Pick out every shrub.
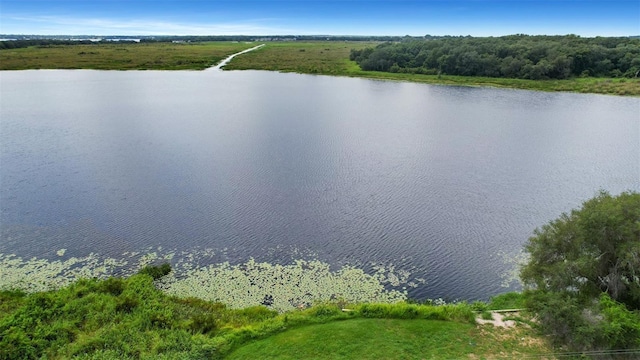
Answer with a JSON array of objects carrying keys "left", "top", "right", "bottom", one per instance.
[
  {"left": 599, "top": 293, "right": 640, "bottom": 349},
  {"left": 188, "top": 313, "right": 218, "bottom": 334},
  {"left": 487, "top": 292, "right": 525, "bottom": 310},
  {"left": 138, "top": 263, "right": 172, "bottom": 280},
  {"left": 471, "top": 300, "right": 488, "bottom": 312},
  {"left": 524, "top": 291, "right": 593, "bottom": 349},
  {"left": 234, "top": 306, "right": 278, "bottom": 323},
  {"left": 0, "top": 290, "right": 26, "bottom": 321},
  {"left": 390, "top": 303, "right": 420, "bottom": 318},
  {"left": 308, "top": 303, "right": 342, "bottom": 317},
  {"left": 523, "top": 290, "right": 640, "bottom": 352},
  {"left": 148, "top": 309, "right": 174, "bottom": 329},
  {"left": 0, "top": 329, "right": 38, "bottom": 360},
  {"left": 357, "top": 303, "right": 393, "bottom": 318},
  {"left": 355, "top": 302, "right": 475, "bottom": 323},
  {"left": 98, "top": 278, "right": 125, "bottom": 297},
  {"left": 115, "top": 295, "right": 138, "bottom": 313}
]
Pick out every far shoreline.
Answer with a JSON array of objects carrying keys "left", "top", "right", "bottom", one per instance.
[
  {"left": 260, "top": 67, "right": 640, "bottom": 97},
  {"left": 221, "top": 42, "right": 640, "bottom": 97},
  {"left": 1, "top": 41, "right": 638, "bottom": 96}
]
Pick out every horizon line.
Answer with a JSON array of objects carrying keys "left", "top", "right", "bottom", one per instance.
[{"left": 2, "top": 33, "right": 639, "bottom": 38}]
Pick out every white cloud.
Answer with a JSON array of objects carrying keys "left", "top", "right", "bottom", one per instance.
[{"left": 1, "top": 15, "right": 295, "bottom": 35}]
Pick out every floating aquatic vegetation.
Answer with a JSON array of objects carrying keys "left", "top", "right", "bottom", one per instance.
[
  {"left": 371, "top": 262, "right": 414, "bottom": 287},
  {"left": 0, "top": 250, "right": 408, "bottom": 312},
  {"left": 158, "top": 258, "right": 407, "bottom": 313},
  {"left": 0, "top": 252, "right": 128, "bottom": 293},
  {"left": 498, "top": 250, "right": 528, "bottom": 288}
]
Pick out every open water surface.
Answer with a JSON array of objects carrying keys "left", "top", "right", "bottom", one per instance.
[{"left": 1, "top": 69, "right": 638, "bottom": 300}]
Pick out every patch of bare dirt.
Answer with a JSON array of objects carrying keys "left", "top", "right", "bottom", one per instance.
[{"left": 476, "top": 311, "right": 518, "bottom": 328}]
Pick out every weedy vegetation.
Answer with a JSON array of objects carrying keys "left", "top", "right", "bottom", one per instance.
[
  {"left": 0, "top": 266, "right": 554, "bottom": 359},
  {"left": 0, "top": 42, "right": 256, "bottom": 70}
]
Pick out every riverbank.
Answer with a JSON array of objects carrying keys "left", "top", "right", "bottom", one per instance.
[
  {"left": 223, "top": 42, "right": 640, "bottom": 96},
  {"left": 0, "top": 41, "right": 256, "bottom": 70},
  {"left": 0, "top": 268, "right": 553, "bottom": 359},
  {"left": 2, "top": 41, "right": 638, "bottom": 95}
]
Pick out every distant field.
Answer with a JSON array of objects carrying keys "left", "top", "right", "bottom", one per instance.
[
  {"left": 224, "top": 42, "right": 640, "bottom": 96},
  {"left": 0, "top": 42, "right": 255, "bottom": 70},
  {"left": 1, "top": 40, "right": 638, "bottom": 95},
  {"left": 222, "top": 41, "right": 377, "bottom": 75}
]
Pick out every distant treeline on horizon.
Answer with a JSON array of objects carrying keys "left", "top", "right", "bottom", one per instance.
[
  {"left": 1, "top": 33, "right": 638, "bottom": 44},
  {"left": 0, "top": 34, "right": 405, "bottom": 48}
]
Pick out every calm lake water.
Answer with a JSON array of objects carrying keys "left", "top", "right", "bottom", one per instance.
[{"left": 1, "top": 69, "right": 638, "bottom": 301}]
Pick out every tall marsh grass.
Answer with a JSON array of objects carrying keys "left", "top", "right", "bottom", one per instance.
[{"left": 356, "top": 302, "right": 476, "bottom": 323}]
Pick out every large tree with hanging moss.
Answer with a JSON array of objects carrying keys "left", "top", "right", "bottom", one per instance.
[{"left": 520, "top": 190, "right": 640, "bottom": 351}]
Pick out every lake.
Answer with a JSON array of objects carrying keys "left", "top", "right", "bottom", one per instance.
[{"left": 1, "top": 69, "right": 638, "bottom": 301}]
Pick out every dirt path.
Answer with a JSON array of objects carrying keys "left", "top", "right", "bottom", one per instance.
[
  {"left": 209, "top": 44, "right": 265, "bottom": 70},
  {"left": 476, "top": 311, "right": 520, "bottom": 328}
]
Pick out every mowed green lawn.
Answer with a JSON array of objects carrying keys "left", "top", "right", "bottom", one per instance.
[{"left": 226, "top": 318, "right": 552, "bottom": 360}]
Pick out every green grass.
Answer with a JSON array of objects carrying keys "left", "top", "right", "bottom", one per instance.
[
  {"left": 487, "top": 292, "right": 526, "bottom": 310},
  {"left": 227, "top": 319, "right": 476, "bottom": 360},
  {"left": 224, "top": 41, "right": 640, "bottom": 96},
  {"left": 222, "top": 41, "right": 377, "bottom": 75},
  {"left": 0, "top": 42, "right": 256, "bottom": 70},
  {"left": 227, "top": 318, "right": 552, "bottom": 360},
  {"left": 2, "top": 40, "right": 637, "bottom": 95},
  {"left": 351, "top": 72, "right": 640, "bottom": 96}
]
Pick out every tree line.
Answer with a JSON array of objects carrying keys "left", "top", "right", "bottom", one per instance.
[
  {"left": 350, "top": 35, "right": 640, "bottom": 79},
  {"left": 0, "top": 39, "right": 102, "bottom": 50},
  {"left": 0, "top": 35, "right": 408, "bottom": 50}
]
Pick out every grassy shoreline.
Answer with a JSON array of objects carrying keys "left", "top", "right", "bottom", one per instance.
[
  {"left": 223, "top": 42, "right": 640, "bottom": 96},
  {"left": 0, "top": 42, "right": 256, "bottom": 70},
  {"left": 2, "top": 256, "right": 552, "bottom": 359},
  {"left": 2, "top": 41, "right": 638, "bottom": 95},
  {"left": 0, "top": 269, "right": 552, "bottom": 359}
]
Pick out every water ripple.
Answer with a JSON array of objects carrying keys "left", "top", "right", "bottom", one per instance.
[{"left": 1, "top": 70, "right": 638, "bottom": 301}]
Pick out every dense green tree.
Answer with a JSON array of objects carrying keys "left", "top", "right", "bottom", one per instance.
[
  {"left": 351, "top": 35, "right": 640, "bottom": 80},
  {"left": 520, "top": 190, "right": 640, "bottom": 308},
  {"left": 520, "top": 191, "right": 640, "bottom": 352}
]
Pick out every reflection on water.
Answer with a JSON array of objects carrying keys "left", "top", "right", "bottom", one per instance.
[{"left": 1, "top": 70, "right": 638, "bottom": 301}]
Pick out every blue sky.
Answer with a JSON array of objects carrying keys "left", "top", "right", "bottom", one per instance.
[{"left": 1, "top": 0, "right": 639, "bottom": 37}]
